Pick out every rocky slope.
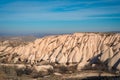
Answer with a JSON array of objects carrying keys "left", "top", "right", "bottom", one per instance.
[{"left": 0, "top": 33, "right": 120, "bottom": 71}]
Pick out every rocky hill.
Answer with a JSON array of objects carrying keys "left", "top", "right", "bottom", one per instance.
[{"left": 0, "top": 33, "right": 120, "bottom": 72}]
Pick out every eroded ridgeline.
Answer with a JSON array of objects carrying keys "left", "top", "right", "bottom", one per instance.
[{"left": 0, "top": 33, "right": 120, "bottom": 71}]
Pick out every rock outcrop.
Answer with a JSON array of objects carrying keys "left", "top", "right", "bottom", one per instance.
[{"left": 0, "top": 33, "right": 120, "bottom": 71}]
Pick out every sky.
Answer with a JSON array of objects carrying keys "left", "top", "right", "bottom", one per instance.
[{"left": 0, "top": 0, "right": 120, "bottom": 34}]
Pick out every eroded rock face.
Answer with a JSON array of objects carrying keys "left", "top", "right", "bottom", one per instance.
[
  {"left": 108, "top": 51, "right": 120, "bottom": 71},
  {"left": 0, "top": 33, "right": 120, "bottom": 71}
]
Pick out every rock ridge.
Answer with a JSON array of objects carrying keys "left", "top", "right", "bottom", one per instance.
[{"left": 0, "top": 33, "right": 120, "bottom": 71}]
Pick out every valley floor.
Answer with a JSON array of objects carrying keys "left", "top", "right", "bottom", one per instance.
[{"left": 0, "top": 64, "right": 120, "bottom": 80}]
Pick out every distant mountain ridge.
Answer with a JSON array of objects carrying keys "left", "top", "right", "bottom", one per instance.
[
  {"left": 0, "top": 32, "right": 63, "bottom": 37},
  {"left": 0, "top": 31, "right": 120, "bottom": 37}
]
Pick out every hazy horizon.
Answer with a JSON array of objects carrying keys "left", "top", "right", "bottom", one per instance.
[{"left": 0, "top": 0, "right": 120, "bottom": 34}]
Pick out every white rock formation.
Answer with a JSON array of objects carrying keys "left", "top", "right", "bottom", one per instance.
[{"left": 0, "top": 33, "right": 120, "bottom": 71}]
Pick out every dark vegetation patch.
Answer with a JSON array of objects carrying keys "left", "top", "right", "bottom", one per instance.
[
  {"left": 65, "top": 76, "right": 120, "bottom": 80},
  {"left": 0, "top": 62, "right": 119, "bottom": 80},
  {"left": 53, "top": 64, "right": 77, "bottom": 74}
]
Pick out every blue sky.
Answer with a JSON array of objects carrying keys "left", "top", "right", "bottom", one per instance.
[{"left": 0, "top": 0, "right": 120, "bottom": 34}]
